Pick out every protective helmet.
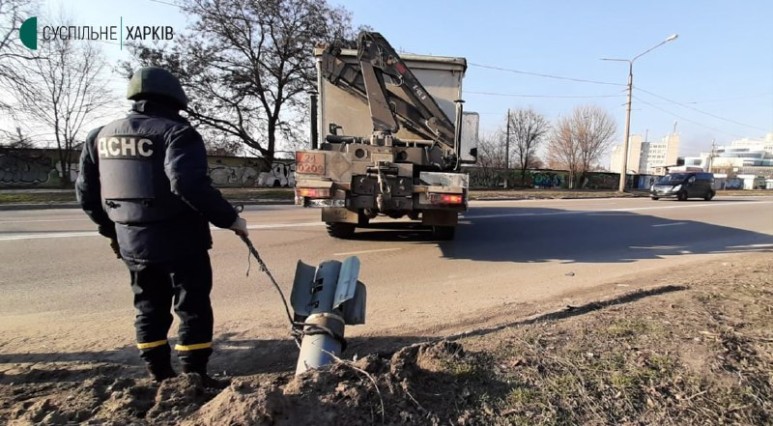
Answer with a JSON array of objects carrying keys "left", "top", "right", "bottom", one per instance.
[{"left": 127, "top": 66, "right": 188, "bottom": 108}]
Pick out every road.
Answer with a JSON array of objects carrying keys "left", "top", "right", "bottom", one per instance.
[{"left": 1, "top": 196, "right": 772, "bottom": 372}]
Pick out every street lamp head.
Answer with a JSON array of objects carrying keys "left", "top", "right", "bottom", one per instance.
[{"left": 665, "top": 34, "right": 678, "bottom": 42}]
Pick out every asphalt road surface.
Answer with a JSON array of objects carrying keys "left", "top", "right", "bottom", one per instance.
[{"left": 1, "top": 196, "right": 772, "bottom": 371}]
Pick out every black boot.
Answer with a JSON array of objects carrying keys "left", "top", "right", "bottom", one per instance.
[
  {"left": 147, "top": 362, "right": 177, "bottom": 383},
  {"left": 181, "top": 364, "right": 229, "bottom": 389},
  {"left": 141, "top": 345, "right": 177, "bottom": 383}
]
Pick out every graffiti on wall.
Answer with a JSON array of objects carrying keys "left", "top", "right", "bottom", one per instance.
[
  {"left": 531, "top": 171, "right": 566, "bottom": 189},
  {"left": 257, "top": 162, "right": 295, "bottom": 187},
  {"left": 0, "top": 154, "right": 53, "bottom": 184},
  {"left": 209, "top": 165, "right": 260, "bottom": 186},
  {"left": 581, "top": 173, "right": 617, "bottom": 190},
  {"left": 466, "top": 167, "right": 570, "bottom": 189},
  {"left": 207, "top": 161, "right": 296, "bottom": 188},
  {"left": 465, "top": 167, "right": 632, "bottom": 190},
  {"left": 467, "top": 168, "right": 508, "bottom": 189},
  {"left": 0, "top": 152, "right": 79, "bottom": 186}
]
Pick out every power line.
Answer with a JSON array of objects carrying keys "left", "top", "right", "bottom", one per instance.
[
  {"left": 674, "top": 93, "right": 773, "bottom": 105},
  {"left": 147, "top": 0, "right": 181, "bottom": 7},
  {"left": 632, "top": 95, "right": 744, "bottom": 139},
  {"left": 468, "top": 62, "right": 624, "bottom": 87},
  {"left": 465, "top": 90, "right": 621, "bottom": 99},
  {"left": 635, "top": 86, "right": 769, "bottom": 131}
]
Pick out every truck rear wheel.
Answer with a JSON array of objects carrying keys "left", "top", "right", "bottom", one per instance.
[
  {"left": 432, "top": 225, "right": 456, "bottom": 241},
  {"left": 326, "top": 222, "right": 355, "bottom": 239}
]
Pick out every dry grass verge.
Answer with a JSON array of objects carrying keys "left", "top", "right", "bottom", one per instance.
[{"left": 1, "top": 256, "right": 771, "bottom": 424}]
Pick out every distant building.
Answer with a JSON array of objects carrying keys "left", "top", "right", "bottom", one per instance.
[
  {"left": 684, "top": 133, "right": 773, "bottom": 178},
  {"left": 610, "top": 133, "right": 680, "bottom": 175}
]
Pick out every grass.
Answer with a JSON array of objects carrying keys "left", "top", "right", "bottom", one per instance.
[
  {"left": 0, "top": 192, "right": 78, "bottom": 204},
  {"left": 456, "top": 257, "right": 773, "bottom": 425}
]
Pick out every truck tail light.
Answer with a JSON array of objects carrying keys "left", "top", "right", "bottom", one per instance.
[
  {"left": 296, "top": 188, "right": 331, "bottom": 198},
  {"left": 429, "top": 193, "right": 464, "bottom": 205}
]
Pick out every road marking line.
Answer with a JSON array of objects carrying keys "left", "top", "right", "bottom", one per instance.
[
  {"left": 630, "top": 245, "right": 684, "bottom": 250},
  {"left": 0, "top": 218, "right": 90, "bottom": 224},
  {"left": 243, "top": 222, "right": 324, "bottom": 230},
  {"left": 0, "top": 222, "right": 325, "bottom": 242},
  {"left": 464, "top": 200, "right": 773, "bottom": 220},
  {"left": 726, "top": 243, "right": 773, "bottom": 249},
  {"left": 464, "top": 211, "right": 574, "bottom": 219},
  {"left": 333, "top": 248, "right": 402, "bottom": 256},
  {"left": 652, "top": 222, "right": 686, "bottom": 227},
  {"left": 0, "top": 231, "right": 98, "bottom": 241}
]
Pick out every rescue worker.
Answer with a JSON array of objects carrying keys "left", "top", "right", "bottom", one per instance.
[{"left": 75, "top": 66, "right": 248, "bottom": 386}]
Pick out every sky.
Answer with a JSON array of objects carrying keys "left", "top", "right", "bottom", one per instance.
[{"left": 18, "top": 0, "right": 773, "bottom": 163}]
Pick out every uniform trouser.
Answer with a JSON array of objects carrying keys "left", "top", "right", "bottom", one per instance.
[{"left": 125, "top": 251, "right": 214, "bottom": 374}]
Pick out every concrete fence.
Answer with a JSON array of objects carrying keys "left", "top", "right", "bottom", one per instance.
[
  {"left": 0, "top": 148, "right": 296, "bottom": 189},
  {"left": 3, "top": 149, "right": 768, "bottom": 191}
]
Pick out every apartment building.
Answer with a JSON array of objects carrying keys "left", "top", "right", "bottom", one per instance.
[{"left": 610, "top": 133, "right": 680, "bottom": 175}]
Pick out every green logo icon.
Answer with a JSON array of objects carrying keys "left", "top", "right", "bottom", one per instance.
[{"left": 20, "top": 17, "right": 38, "bottom": 50}]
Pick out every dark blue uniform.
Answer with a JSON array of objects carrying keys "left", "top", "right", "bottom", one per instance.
[{"left": 76, "top": 100, "right": 237, "bottom": 377}]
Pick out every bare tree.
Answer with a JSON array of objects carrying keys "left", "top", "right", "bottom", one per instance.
[
  {"left": 0, "top": 0, "right": 38, "bottom": 111},
  {"left": 198, "top": 127, "right": 243, "bottom": 156},
  {"left": 0, "top": 126, "right": 33, "bottom": 148},
  {"left": 125, "top": 0, "right": 354, "bottom": 163},
  {"left": 546, "top": 105, "right": 616, "bottom": 188},
  {"left": 473, "top": 131, "right": 507, "bottom": 188},
  {"left": 11, "top": 36, "right": 113, "bottom": 186},
  {"left": 477, "top": 131, "right": 506, "bottom": 170},
  {"left": 507, "top": 108, "right": 549, "bottom": 184}
]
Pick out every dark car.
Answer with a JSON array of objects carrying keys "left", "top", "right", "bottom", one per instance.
[{"left": 650, "top": 172, "right": 715, "bottom": 201}]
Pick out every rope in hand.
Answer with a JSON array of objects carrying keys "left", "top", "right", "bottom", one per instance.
[
  {"left": 240, "top": 234, "right": 296, "bottom": 327},
  {"left": 239, "top": 234, "right": 344, "bottom": 349}
]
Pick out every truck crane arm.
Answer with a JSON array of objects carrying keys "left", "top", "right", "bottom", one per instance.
[{"left": 320, "top": 32, "right": 457, "bottom": 148}]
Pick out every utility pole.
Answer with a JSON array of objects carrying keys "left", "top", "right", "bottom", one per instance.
[
  {"left": 309, "top": 90, "right": 319, "bottom": 150},
  {"left": 621, "top": 63, "right": 633, "bottom": 191},
  {"left": 505, "top": 108, "right": 510, "bottom": 188},
  {"left": 603, "top": 34, "right": 679, "bottom": 192},
  {"left": 708, "top": 139, "right": 716, "bottom": 173}
]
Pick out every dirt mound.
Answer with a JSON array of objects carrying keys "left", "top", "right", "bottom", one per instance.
[
  {"left": 7, "top": 375, "right": 156, "bottom": 425},
  {"left": 3, "top": 341, "right": 489, "bottom": 425},
  {"left": 147, "top": 374, "right": 222, "bottom": 424},
  {"left": 188, "top": 340, "right": 487, "bottom": 425}
]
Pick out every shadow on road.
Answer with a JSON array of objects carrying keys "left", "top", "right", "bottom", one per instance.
[
  {"left": 435, "top": 205, "right": 773, "bottom": 264},
  {"left": 337, "top": 204, "right": 772, "bottom": 263},
  {"left": 653, "top": 199, "right": 756, "bottom": 202}
]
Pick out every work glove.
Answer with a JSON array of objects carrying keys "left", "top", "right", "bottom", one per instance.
[
  {"left": 109, "top": 238, "right": 122, "bottom": 259},
  {"left": 229, "top": 217, "right": 249, "bottom": 237}
]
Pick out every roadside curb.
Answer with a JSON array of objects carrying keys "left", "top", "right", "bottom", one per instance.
[
  {"left": 0, "top": 199, "right": 295, "bottom": 211},
  {"left": 472, "top": 195, "right": 646, "bottom": 201},
  {"left": 0, "top": 202, "right": 82, "bottom": 211}
]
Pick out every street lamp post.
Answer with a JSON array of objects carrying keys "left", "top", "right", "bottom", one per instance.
[{"left": 603, "top": 34, "right": 678, "bottom": 192}]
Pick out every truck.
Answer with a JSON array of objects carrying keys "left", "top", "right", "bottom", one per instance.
[{"left": 293, "top": 32, "right": 478, "bottom": 240}]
